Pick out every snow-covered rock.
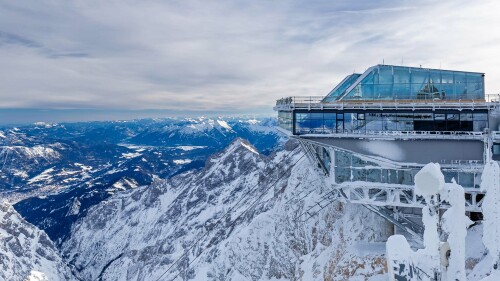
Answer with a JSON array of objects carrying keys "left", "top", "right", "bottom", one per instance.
[
  {"left": 0, "top": 202, "right": 75, "bottom": 281},
  {"left": 62, "top": 139, "right": 392, "bottom": 280}
]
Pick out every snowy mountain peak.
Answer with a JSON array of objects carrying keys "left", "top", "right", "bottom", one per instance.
[
  {"left": 227, "top": 138, "right": 259, "bottom": 154},
  {"left": 61, "top": 140, "right": 392, "bottom": 280}
]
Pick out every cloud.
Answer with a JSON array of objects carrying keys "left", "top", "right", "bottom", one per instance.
[{"left": 0, "top": 0, "right": 499, "bottom": 114}]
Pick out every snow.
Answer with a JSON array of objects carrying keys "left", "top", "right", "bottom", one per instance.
[
  {"left": 27, "top": 167, "right": 55, "bottom": 184},
  {"left": 386, "top": 163, "right": 447, "bottom": 280},
  {"left": 441, "top": 181, "right": 472, "bottom": 280},
  {"left": 0, "top": 131, "right": 5, "bottom": 138},
  {"left": 74, "top": 162, "right": 92, "bottom": 171},
  {"left": 480, "top": 161, "right": 500, "bottom": 270},
  {"left": 481, "top": 269, "right": 500, "bottom": 281},
  {"left": 176, "top": 145, "right": 207, "bottom": 151},
  {"left": 27, "top": 271, "right": 48, "bottom": 281},
  {"left": 61, "top": 140, "right": 390, "bottom": 281},
  {"left": 246, "top": 119, "right": 259, "bottom": 125},
  {"left": 216, "top": 119, "right": 232, "bottom": 130},
  {"left": 67, "top": 198, "right": 81, "bottom": 216},
  {"left": 13, "top": 170, "right": 29, "bottom": 178},
  {"left": 0, "top": 202, "right": 76, "bottom": 280},
  {"left": 414, "top": 162, "right": 444, "bottom": 196},
  {"left": 120, "top": 152, "right": 142, "bottom": 159},
  {"left": 173, "top": 159, "right": 192, "bottom": 165},
  {"left": 240, "top": 142, "right": 259, "bottom": 154}
]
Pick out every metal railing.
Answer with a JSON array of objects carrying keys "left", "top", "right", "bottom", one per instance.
[
  {"left": 297, "top": 129, "right": 487, "bottom": 140},
  {"left": 275, "top": 95, "right": 500, "bottom": 111}
]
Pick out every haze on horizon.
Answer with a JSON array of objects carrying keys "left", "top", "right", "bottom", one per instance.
[{"left": 1, "top": 0, "right": 500, "bottom": 123}]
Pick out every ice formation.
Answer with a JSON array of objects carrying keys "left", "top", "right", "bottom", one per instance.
[
  {"left": 480, "top": 161, "right": 500, "bottom": 275},
  {"left": 441, "top": 181, "right": 472, "bottom": 281},
  {"left": 387, "top": 163, "right": 471, "bottom": 281}
]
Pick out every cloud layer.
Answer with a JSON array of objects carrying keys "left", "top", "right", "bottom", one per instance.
[{"left": 1, "top": 0, "right": 499, "bottom": 113}]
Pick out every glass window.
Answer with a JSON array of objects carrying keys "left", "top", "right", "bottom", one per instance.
[
  {"left": 447, "top": 114, "right": 459, "bottom": 121},
  {"left": 429, "top": 69, "right": 442, "bottom": 84},
  {"left": 493, "top": 144, "right": 500, "bottom": 155},
  {"left": 382, "top": 113, "right": 398, "bottom": 131},
  {"left": 324, "top": 119, "right": 336, "bottom": 133},
  {"left": 324, "top": 113, "right": 336, "bottom": 120},
  {"left": 397, "top": 113, "right": 414, "bottom": 131},
  {"left": 460, "top": 113, "right": 473, "bottom": 121},
  {"left": 414, "top": 113, "right": 434, "bottom": 131},
  {"left": 434, "top": 114, "right": 446, "bottom": 131},
  {"left": 411, "top": 68, "right": 429, "bottom": 84},
  {"left": 458, "top": 172, "right": 474, "bottom": 187},
  {"left": 310, "top": 118, "right": 323, "bottom": 133},
  {"left": 335, "top": 150, "right": 351, "bottom": 167},
  {"left": 473, "top": 113, "right": 487, "bottom": 121},
  {"left": 443, "top": 171, "right": 458, "bottom": 183},
  {"left": 296, "top": 113, "right": 309, "bottom": 121},
  {"left": 310, "top": 112, "right": 323, "bottom": 119},
  {"left": 393, "top": 83, "right": 411, "bottom": 100},
  {"left": 337, "top": 113, "right": 344, "bottom": 119},
  {"left": 441, "top": 71, "right": 454, "bottom": 84},
  {"left": 358, "top": 113, "right": 365, "bottom": 120},
  {"left": 367, "top": 169, "right": 382, "bottom": 182},
  {"left": 335, "top": 167, "right": 350, "bottom": 183},
  {"left": 393, "top": 67, "right": 410, "bottom": 84},
  {"left": 454, "top": 72, "right": 467, "bottom": 85},
  {"left": 473, "top": 121, "right": 487, "bottom": 132},
  {"left": 336, "top": 121, "right": 344, "bottom": 132},
  {"left": 414, "top": 113, "right": 433, "bottom": 120},
  {"left": 434, "top": 114, "right": 446, "bottom": 120},
  {"left": 365, "top": 113, "right": 383, "bottom": 131},
  {"left": 343, "top": 113, "right": 355, "bottom": 132},
  {"left": 374, "top": 84, "right": 393, "bottom": 100},
  {"left": 337, "top": 66, "right": 484, "bottom": 102},
  {"left": 352, "top": 169, "right": 366, "bottom": 182},
  {"left": 378, "top": 66, "right": 393, "bottom": 84},
  {"left": 323, "top": 74, "right": 362, "bottom": 102},
  {"left": 361, "top": 84, "right": 375, "bottom": 100}
]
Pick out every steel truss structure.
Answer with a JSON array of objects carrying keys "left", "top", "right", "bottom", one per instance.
[{"left": 296, "top": 138, "right": 486, "bottom": 242}]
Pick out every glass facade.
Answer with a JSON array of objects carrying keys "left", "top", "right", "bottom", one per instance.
[
  {"left": 322, "top": 74, "right": 361, "bottom": 102},
  {"left": 331, "top": 148, "right": 480, "bottom": 188},
  {"left": 293, "top": 110, "right": 488, "bottom": 135},
  {"left": 278, "top": 111, "right": 292, "bottom": 132},
  {"left": 336, "top": 65, "right": 484, "bottom": 101}
]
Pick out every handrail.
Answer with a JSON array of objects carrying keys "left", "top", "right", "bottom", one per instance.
[
  {"left": 297, "top": 130, "right": 487, "bottom": 140},
  {"left": 277, "top": 94, "right": 500, "bottom": 105},
  {"left": 275, "top": 96, "right": 499, "bottom": 112}
]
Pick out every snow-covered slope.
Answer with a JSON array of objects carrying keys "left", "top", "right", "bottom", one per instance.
[
  {"left": 0, "top": 202, "right": 75, "bottom": 281},
  {"left": 62, "top": 139, "right": 392, "bottom": 280}
]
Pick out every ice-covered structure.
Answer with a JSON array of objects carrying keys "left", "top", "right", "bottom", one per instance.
[
  {"left": 274, "top": 64, "right": 500, "bottom": 241},
  {"left": 386, "top": 163, "right": 472, "bottom": 280}
]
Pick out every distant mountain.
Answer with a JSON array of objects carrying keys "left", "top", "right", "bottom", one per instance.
[{"left": 0, "top": 117, "right": 284, "bottom": 245}]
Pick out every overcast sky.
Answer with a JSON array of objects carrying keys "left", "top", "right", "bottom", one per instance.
[{"left": 1, "top": 0, "right": 500, "bottom": 118}]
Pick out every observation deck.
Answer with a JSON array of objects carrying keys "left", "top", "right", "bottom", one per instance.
[{"left": 275, "top": 64, "right": 500, "bottom": 240}]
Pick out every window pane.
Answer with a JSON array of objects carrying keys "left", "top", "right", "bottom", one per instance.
[
  {"left": 473, "top": 113, "right": 487, "bottom": 121},
  {"left": 365, "top": 113, "right": 383, "bottom": 131},
  {"left": 378, "top": 66, "right": 393, "bottom": 84},
  {"left": 393, "top": 67, "right": 410, "bottom": 83},
  {"left": 460, "top": 113, "right": 473, "bottom": 121},
  {"left": 382, "top": 113, "right": 398, "bottom": 131},
  {"left": 310, "top": 112, "right": 323, "bottom": 119}
]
